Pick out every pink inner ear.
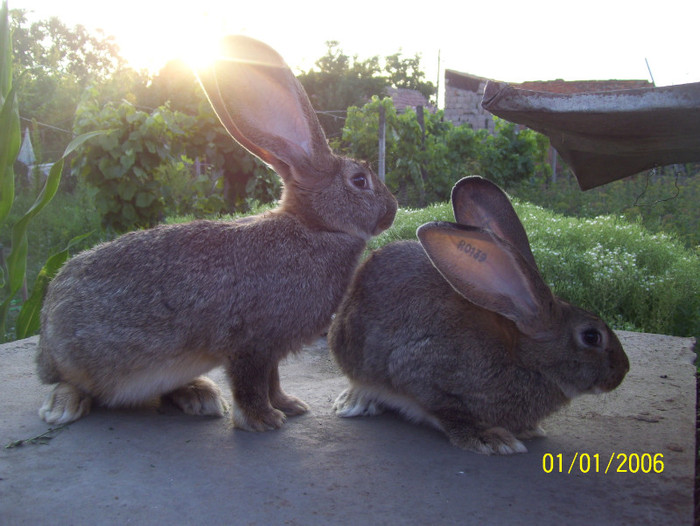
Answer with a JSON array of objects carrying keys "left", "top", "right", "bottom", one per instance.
[
  {"left": 236, "top": 69, "right": 314, "bottom": 157},
  {"left": 419, "top": 225, "right": 544, "bottom": 326}
]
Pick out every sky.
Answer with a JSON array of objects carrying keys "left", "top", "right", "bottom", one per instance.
[{"left": 15, "top": 0, "right": 700, "bottom": 107}]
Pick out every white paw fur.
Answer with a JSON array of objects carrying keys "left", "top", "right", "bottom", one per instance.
[{"left": 39, "top": 383, "right": 92, "bottom": 425}]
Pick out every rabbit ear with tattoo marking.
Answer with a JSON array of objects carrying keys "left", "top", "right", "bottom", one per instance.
[
  {"left": 451, "top": 176, "right": 537, "bottom": 269},
  {"left": 417, "top": 221, "right": 555, "bottom": 338}
]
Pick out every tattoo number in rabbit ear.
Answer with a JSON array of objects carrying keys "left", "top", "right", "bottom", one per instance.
[{"left": 457, "top": 240, "right": 488, "bottom": 263}]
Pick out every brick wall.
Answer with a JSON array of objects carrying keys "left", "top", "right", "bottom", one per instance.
[{"left": 443, "top": 69, "right": 494, "bottom": 132}]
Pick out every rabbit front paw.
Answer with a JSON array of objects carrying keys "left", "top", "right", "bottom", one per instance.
[
  {"left": 163, "top": 377, "right": 229, "bottom": 417},
  {"left": 232, "top": 400, "right": 287, "bottom": 432},
  {"left": 39, "top": 382, "right": 92, "bottom": 424},
  {"left": 270, "top": 390, "right": 310, "bottom": 416}
]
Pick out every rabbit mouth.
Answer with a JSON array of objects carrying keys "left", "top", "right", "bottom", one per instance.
[{"left": 373, "top": 208, "right": 397, "bottom": 235}]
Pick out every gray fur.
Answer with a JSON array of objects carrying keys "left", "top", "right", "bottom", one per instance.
[
  {"left": 36, "top": 36, "right": 397, "bottom": 431},
  {"left": 329, "top": 176, "right": 628, "bottom": 455}
]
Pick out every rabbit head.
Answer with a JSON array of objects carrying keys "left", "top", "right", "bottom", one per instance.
[
  {"left": 36, "top": 36, "right": 396, "bottom": 431},
  {"left": 420, "top": 176, "right": 629, "bottom": 397},
  {"left": 198, "top": 35, "right": 396, "bottom": 239},
  {"left": 329, "top": 176, "right": 628, "bottom": 454}
]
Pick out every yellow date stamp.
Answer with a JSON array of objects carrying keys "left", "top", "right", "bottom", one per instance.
[{"left": 542, "top": 452, "right": 664, "bottom": 474}]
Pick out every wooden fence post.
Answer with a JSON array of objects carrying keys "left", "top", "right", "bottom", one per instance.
[
  {"left": 416, "top": 105, "right": 427, "bottom": 206},
  {"left": 378, "top": 104, "right": 386, "bottom": 182}
]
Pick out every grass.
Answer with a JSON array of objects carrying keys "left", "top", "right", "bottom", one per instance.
[{"left": 512, "top": 171, "right": 700, "bottom": 250}]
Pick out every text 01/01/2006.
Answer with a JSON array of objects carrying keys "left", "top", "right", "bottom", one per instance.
[{"left": 542, "top": 452, "right": 664, "bottom": 474}]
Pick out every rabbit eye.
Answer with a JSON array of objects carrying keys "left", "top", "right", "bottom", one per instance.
[
  {"left": 350, "top": 172, "right": 369, "bottom": 189},
  {"left": 581, "top": 328, "right": 602, "bottom": 347}
]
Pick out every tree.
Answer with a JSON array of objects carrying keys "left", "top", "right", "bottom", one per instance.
[
  {"left": 384, "top": 51, "right": 435, "bottom": 100},
  {"left": 341, "top": 97, "right": 549, "bottom": 207},
  {"left": 10, "top": 9, "right": 139, "bottom": 162},
  {"left": 297, "top": 41, "right": 436, "bottom": 139},
  {"left": 298, "top": 41, "right": 385, "bottom": 139},
  {"left": 137, "top": 59, "right": 202, "bottom": 114}
]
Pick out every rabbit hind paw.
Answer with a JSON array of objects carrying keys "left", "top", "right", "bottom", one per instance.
[
  {"left": 449, "top": 426, "right": 528, "bottom": 455},
  {"left": 39, "top": 382, "right": 92, "bottom": 425},
  {"left": 163, "top": 376, "right": 229, "bottom": 417},
  {"left": 333, "top": 386, "right": 385, "bottom": 418}
]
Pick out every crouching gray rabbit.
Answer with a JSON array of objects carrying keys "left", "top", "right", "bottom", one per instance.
[
  {"left": 329, "top": 176, "right": 628, "bottom": 454},
  {"left": 36, "top": 36, "right": 397, "bottom": 431}
]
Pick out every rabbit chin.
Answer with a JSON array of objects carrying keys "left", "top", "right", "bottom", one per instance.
[{"left": 557, "top": 382, "right": 606, "bottom": 400}]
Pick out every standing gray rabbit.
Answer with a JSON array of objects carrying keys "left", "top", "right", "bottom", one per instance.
[
  {"left": 329, "top": 176, "right": 628, "bottom": 454},
  {"left": 36, "top": 35, "right": 397, "bottom": 431}
]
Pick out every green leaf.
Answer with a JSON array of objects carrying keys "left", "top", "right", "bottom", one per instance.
[
  {"left": 15, "top": 231, "right": 93, "bottom": 339},
  {"left": 0, "top": 86, "right": 19, "bottom": 228},
  {"left": 134, "top": 191, "right": 155, "bottom": 208},
  {"left": 65, "top": 130, "right": 112, "bottom": 157},
  {"left": 120, "top": 150, "right": 136, "bottom": 171},
  {"left": 122, "top": 203, "right": 137, "bottom": 222},
  {"left": 118, "top": 181, "right": 137, "bottom": 200},
  {"left": 0, "top": 0, "right": 11, "bottom": 99},
  {"left": 1, "top": 157, "right": 65, "bottom": 339}
]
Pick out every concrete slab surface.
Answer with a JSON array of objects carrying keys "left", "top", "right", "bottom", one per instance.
[{"left": 0, "top": 331, "right": 696, "bottom": 525}]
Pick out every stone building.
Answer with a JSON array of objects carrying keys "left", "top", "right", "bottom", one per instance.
[{"left": 443, "top": 69, "right": 494, "bottom": 132}]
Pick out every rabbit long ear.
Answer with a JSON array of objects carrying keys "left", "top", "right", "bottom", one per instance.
[
  {"left": 197, "top": 35, "right": 334, "bottom": 181},
  {"left": 451, "top": 176, "right": 537, "bottom": 270},
  {"left": 417, "top": 222, "right": 555, "bottom": 337}
]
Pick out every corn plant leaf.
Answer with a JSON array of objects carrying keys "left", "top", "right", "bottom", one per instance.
[
  {"left": 15, "top": 231, "right": 93, "bottom": 339},
  {"left": 63, "top": 130, "right": 111, "bottom": 158},
  {"left": 0, "top": 86, "right": 19, "bottom": 228},
  {"left": 0, "top": 158, "right": 64, "bottom": 322},
  {"left": 0, "top": 0, "right": 11, "bottom": 99}
]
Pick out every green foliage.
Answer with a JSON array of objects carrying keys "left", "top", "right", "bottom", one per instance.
[
  {"left": 298, "top": 41, "right": 436, "bottom": 139},
  {"left": 340, "top": 97, "right": 549, "bottom": 207},
  {"left": 384, "top": 51, "right": 435, "bottom": 99},
  {"left": 3, "top": 183, "right": 101, "bottom": 288},
  {"left": 1, "top": 121, "right": 104, "bottom": 341},
  {"left": 15, "top": 230, "right": 92, "bottom": 339},
  {"left": 1, "top": 0, "right": 19, "bottom": 255},
  {"left": 72, "top": 90, "right": 194, "bottom": 232},
  {"left": 478, "top": 119, "right": 552, "bottom": 188},
  {"left": 137, "top": 59, "right": 201, "bottom": 115},
  {"left": 183, "top": 99, "right": 280, "bottom": 212},
  {"left": 367, "top": 201, "right": 700, "bottom": 339},
  {"left": 512, "top": 171, "right": 700, "bottom": 249},
  {"left": 156, "top": 156, "right": 227, "bottom": 217},
  {"left": 518, "top": 203, "right": 699, "bottom": 339},
  {"left": 10, "top": 8, "right": 131, "bottom": 161}
]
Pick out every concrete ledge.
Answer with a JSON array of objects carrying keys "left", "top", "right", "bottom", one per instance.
[{"left": 0, "top": 331, "right": 695, "bottom": 524}]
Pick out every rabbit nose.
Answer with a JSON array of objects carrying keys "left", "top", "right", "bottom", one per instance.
[
  {"left": 375, "top": 196, "right": 397, "bottom": 233},
  {"left": 602, "top": 346, "right": 629, "bottom": 390}
]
